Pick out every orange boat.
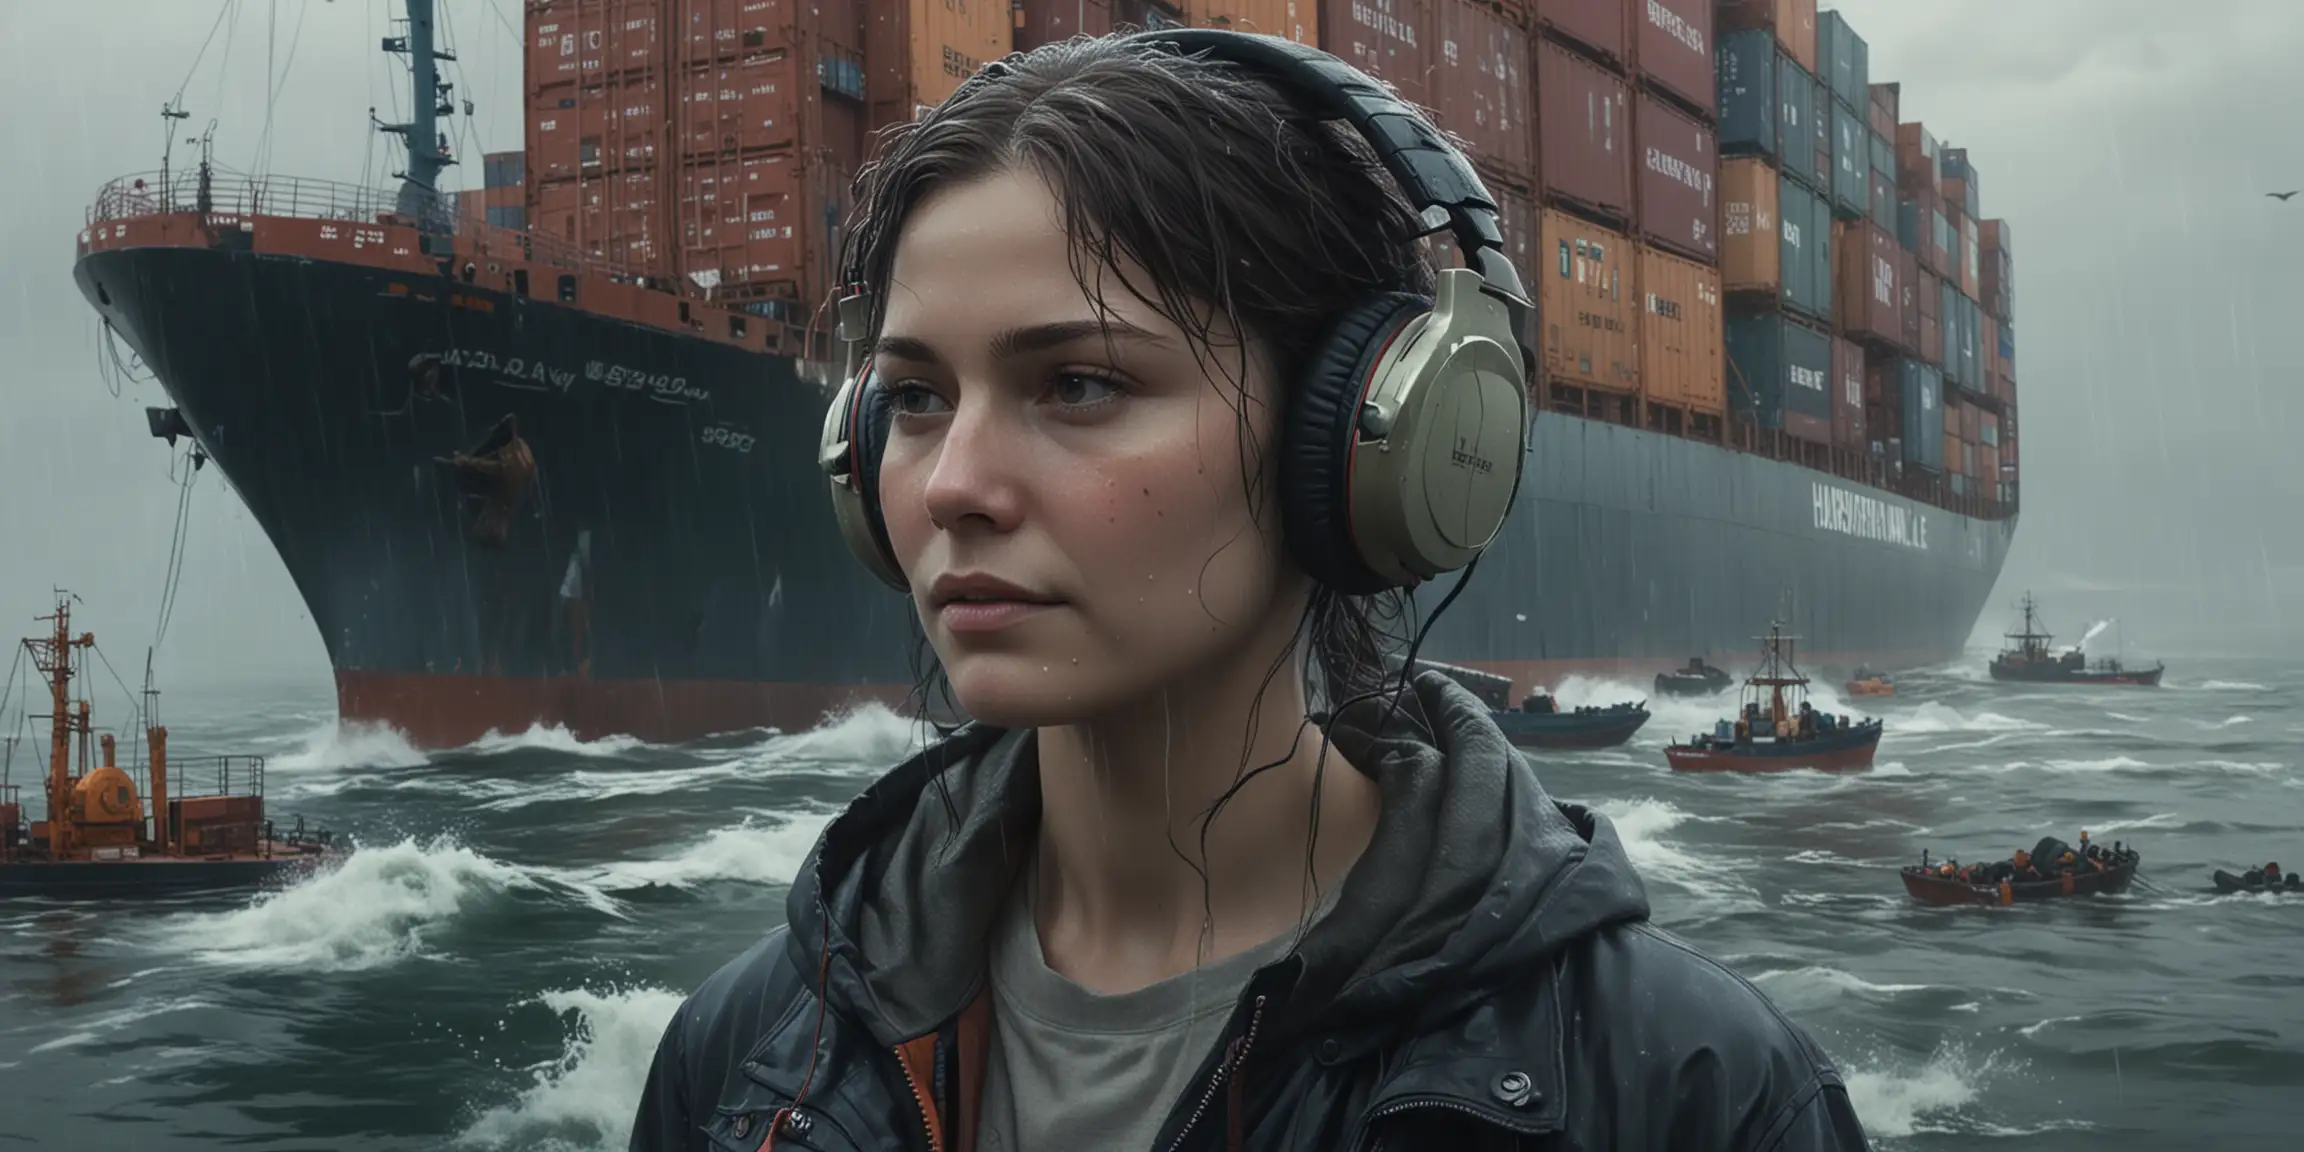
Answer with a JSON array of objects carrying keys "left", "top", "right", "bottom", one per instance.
[
  {"left": 0, "top": 592, "right": 342, "bottom": 896},
  {"left": 1846, "top": 667, "right": 1895, "bottom": 697}
]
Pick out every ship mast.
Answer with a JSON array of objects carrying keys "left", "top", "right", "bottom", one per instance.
[
  {"left": 376, "top": 0, "right": 459, "bottom": 226},
  {"left": 27, "top": 593, "right": 94, "bottom": 857}
]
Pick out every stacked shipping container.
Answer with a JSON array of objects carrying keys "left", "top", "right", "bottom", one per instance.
[{"left": 494, "top": 0, "right": 2011, "bottom": 511}]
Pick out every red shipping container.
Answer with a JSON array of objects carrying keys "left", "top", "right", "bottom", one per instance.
[
  {"left": 1537, "top": 39, "right": 1633, "bottom": 222},
  {"left": 1980, "top": 218, "right": 2013, "bottom": 324},
  {"left": 1979, "top": 312, "right": 2000, "bottom": 397},
  {"left": 679, "top": 0, "right": 785, "bottom": 68},
  {"left": 1718, "top": 0, "right": 1815, "bottom": 75},
  {"left": 1833, "top": 220, "right": 1903, "bottom": 349},
  {"left": 1831, "top": 336, "right": 1866, "bottom": 450},
  {"left": 865, "top": 0, "right": 1016, "bottom": 133},
  {"left": 1895, "top": 121, "right": 1939, "bottom": 194},
  {"left": 1537, "top": 0, "right": 1628, "bottom": 65},
  {"left": 1538, "top": 208, "right": 1639, "bottom": 392},
  {"left": 1904, "top": 181, "right": 1940, "bottom": 276},
  {"left": 1916, "top": 271, "right": 1942, "bottom": 366},
  {"left": 1432, "top": 0, "right": 1534, "bottom": 183},
  {"left": 1632, "top": 92, "right": 1716, "bottom": 263},
  {"left": 1867, "top": 98, "right": 1893, "bottom": 140},
  {"left": 1014, "top": 0, "right": 1114, "bottom": 50},
  {"left": 1631, "top": 0, "right": 1714, "bottom": 118},
  {"left": 1322, "top": 0, "right": 1430, "bottom": 113},
  {"left": 1187, "top": 1, "right": 1319, "bottom": 43},
  {"left": 680, "top": 56, "right": 805, "bottom": 157},
  {"left": 677, "top": 155, "right": 839, "bottom": 304},
  {"left": 1870, "top": 81, "right": 1898, "bottom": 123}
]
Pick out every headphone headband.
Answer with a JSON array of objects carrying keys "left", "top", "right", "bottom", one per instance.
[{"left": 1119, "top": 28, "right": 1533, "bottom": 346}]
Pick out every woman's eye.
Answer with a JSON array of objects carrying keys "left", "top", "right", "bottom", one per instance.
[
  {"left": 1051, "top": 372, "right": 1120, "bottom": 408},
  {"left": 888, "top": 384, "right": 949, "bottom": 417}
]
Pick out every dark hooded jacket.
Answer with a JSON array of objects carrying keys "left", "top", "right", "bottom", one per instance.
[{"left": 629, "top": 671, "right": 1871, "bottom": 1152}]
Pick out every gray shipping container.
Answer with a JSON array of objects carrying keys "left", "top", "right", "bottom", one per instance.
[
  {"left": 1780, "top": 175, "right": 1831, "bottom": 320},
  {"left": 1777, "top": 54, "right": 1819, "bottom": 190},
  {"left": 1832, "top": 102, "right": 1868, "bottom": 219},
  {"left": 1728, "top": 312, "right": 1835, "bottom": 444},
  {"left": 1817, "top": 9, "right": 1869, "bottom": 112},
  {"left": 1717, "top": 30, "right": 1778, "bottom": 159},
  {"left": 1898, "top": 359, "right": 1945, "bottom": 469}
]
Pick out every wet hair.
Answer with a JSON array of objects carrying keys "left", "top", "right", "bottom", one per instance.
[{"left": 841, "top": 33, "right": 1445, "bottom": 733}]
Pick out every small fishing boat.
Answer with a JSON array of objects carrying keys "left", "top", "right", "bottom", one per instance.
[
  {"left": 1653, "top": 657, "right": 1735, "bottom": 698},
  {"left": 1846, "top": 667, "right": 1895, "bottom": 697},
  {"left": 2213, "top": 865, "right": 2301, "bottom": 894},
  {"left": 1490, "top": 694, "right": 1650, "bottom": 751},
  {"left": 1664, "top": 623, "right": 1882, "bottom": 773},
  {"left": 1899, "top": 836, "right": 2140, "bottom": 906},
  {"left": 0, "top": 592, "right": 345, "bottom": 897},
  {"left": 1988, "top": 592, "right": 2164, "bottom": 686}
]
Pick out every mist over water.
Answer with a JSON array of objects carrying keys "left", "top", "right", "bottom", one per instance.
[{"left": 4, "top": 657, "right": 2300, "bottom": 1150}]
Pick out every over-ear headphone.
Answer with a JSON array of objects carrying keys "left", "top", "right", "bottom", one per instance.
[{"left": 817, "top": 28, "right": 1534, "bottom": 597}]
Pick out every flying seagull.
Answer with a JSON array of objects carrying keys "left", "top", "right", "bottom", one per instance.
[{"left": 2269, "top": 190, "right": 2300, "bottom": 201}]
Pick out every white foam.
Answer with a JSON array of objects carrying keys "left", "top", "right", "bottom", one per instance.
[
  {"left": 272, "top": 719, "right": 429, "bottom": 772},
  {"left": 149, "top": 837, "right": 620, "bottom": 972},
  {"left": 1589, "top": 797, "right": 1759, "bottom": 909},
  {"left": 466, "top": 724, "right": 654, "bottom": 758},
  {"left": 26, "top": 996, "right": 215, "bottom": 1054},
  {"left": 457, "top": 985, "right": 688, "bottom": 1151},
  {"left": 1842, "top": 1043, "right": 1994, "bottom": 1139},
  {"left": 576, "top": 814, "right": 830, "bottom": 892}
]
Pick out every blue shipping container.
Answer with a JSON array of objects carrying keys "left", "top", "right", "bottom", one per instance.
[
  {"left": 1809, "top": 183, "right": 1835, "bottom": 320},
  {"left": 1728, "top": 312, "right": 1835, "bottom": 443},
  {"left": 1832, "top": 103, "right": 1868, "bottom": 219},
  {"left": 1780, "top": 176, "right": 1827, "bottom": 319},
  {"left": 1811, "top": 75, "right": 1833, "bottom": 192},
  {"left": 1938, "top": 279, "right": 1962, "bottom": 387},
  {"left": 1958, "top": 294, "right": 1980, "bottom": 387},
  {"left": 1718, "top": 30, "right": 1777, "bottom": 159},
  {"left": 1898, "top": 360, "right": 1945, "bottom": 469},
  {"left": 1817, "top": 10, "right": 1870, "bottom": 112},
  {"left": 1897, "top": 197, "right": 1923, "bottom": 253},
  {"left": 1999, "top": 323, "right": 2015, "bottom": 376},
  {"left": 484, "top": 205, "right": 526, "bottom": 231},
  {"left": 1777, "top": 55, "right": 1819, "bottom": 189}
]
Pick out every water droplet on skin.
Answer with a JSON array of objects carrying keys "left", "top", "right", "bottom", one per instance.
[
  {"left": 1070, "top": 657, "right": 1079, "bottom": 665},
  {"left": 1043, "top": 666, "right": 1050, "bottom": 673}
]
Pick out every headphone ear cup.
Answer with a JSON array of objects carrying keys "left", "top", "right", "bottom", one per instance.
[
  {"left": 1281, "top": 292, "right": 1433, "bottom": 595},
  {"left": 852, "top": 378, "right": 903, "bottom": 581}
]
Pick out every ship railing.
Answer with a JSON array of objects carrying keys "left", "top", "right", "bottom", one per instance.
[
  {"left": 88, "top": 168, "right": 646, "bottom": 284},
  {"left": 170, "top": 754, "right": 268, "bottom": 800}
]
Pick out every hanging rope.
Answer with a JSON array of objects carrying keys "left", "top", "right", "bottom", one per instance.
[{"left": 152, "top": 449, "right": 201, "bottom": 653}]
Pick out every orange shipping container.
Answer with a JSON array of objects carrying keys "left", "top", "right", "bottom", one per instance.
[
  {"left": 677, "top": 155, "right": 843, "bottom": 305},
  {"left": 1720, "top": 158, "right": 1780, "bottom": 294},
  {"left": 1186, "top": 0, "right": 1317, "bottom": 43},
  {"left": 865, "top": 0, "right": 1015, "bottom": 132},
  {"left": 1430, "top": 0, "right": 1534, "bottom": 183},
  {"left": 679, "top": 55, "right": 806, "bottom": 157},
  {"left": 680, "top": 0, "right": 785, "bottom": 67},
  {"left": 528, "top": 76, "right": 669, "bottom": 180},
  {"left": 1015, "top": 0, "right": 1115, "bottom": 50},
  {"left": 1635, "top": 244, "right": 1726, "bottom": 415},
  {"left": 1539, "top": 209, "right": 1638, "bottom": 393}
]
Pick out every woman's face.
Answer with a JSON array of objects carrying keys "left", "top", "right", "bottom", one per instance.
[{"left": 872, "top": 168, "right": 1302, "bottom": 728}]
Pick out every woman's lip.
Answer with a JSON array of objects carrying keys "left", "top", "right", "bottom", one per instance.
[{"left": 936, "top": 600, "right": 1060, "bottom": 634}]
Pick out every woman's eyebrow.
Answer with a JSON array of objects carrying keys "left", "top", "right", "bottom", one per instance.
[{"left": 872, "top": 319, "right": 1167, "bottom": 365}]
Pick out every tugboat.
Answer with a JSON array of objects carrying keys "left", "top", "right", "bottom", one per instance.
[
  {"left": 1845, "top": 667, "right": 1895, "bottom": 698},
  {"left": 1654, "top": 658, "right": 1736, "bottom": 698},
  {"left": 0, "top": 592, "right": 342, "bottom": 896},
  {"left": 1407, "top": 660, "right": 1649, "bottom": 751},
  {"left": 1900, "top": 833, "right": 2140, "bottom": 906},
  {"left": 1663, "top": 623, "right": 1884, "bottom": 774},
  {"left": 1490, "top": 693, "right": 1652, "bottom": 751},
  {"left": 1988, "top": 593, "right": 2165, "bottom": 686}
]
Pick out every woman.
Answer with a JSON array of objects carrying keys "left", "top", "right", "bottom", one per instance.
[{"left": 631, "top": 31, "right": 1870, "bottom": 1152}]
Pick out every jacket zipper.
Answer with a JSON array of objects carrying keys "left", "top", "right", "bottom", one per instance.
[
  {"left": 1163, "top": 994, "right": 1267, "bottom": 1152},
  {"left": 1352, "top": 1094, "right": 1547, "bottom": 1152},
  {"left": 896, "top": 1047, "right": 945, "bottom": 1152}
]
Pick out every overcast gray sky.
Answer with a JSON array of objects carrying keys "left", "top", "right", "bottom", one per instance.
[{"left": 0, "top": 0, "right": 2296, "bottom": 697}]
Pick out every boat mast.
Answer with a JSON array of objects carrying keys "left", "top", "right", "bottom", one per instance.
[
  {"left": 376, "top": 0, "right": 459, "bottom": 226},
  {"left": 28, "top": 593, "right": 93, "bottom": 857}
]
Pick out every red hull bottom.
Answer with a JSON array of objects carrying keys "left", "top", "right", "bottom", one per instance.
[
  {"left": 336, "top": 671, "right": 916, "bottom": 750},
  {"left": 1664, "top": 738, "right": 1881, "bottom": 774}
]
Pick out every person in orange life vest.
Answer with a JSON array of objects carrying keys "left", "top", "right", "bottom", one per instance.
[{"left": 627, "top": 31, "right": 1870, "bottom": 1152}]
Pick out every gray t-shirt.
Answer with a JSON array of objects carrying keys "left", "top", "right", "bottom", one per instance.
[{"left": 974, "top": 873, "right": 1334, "bottom": 1152}]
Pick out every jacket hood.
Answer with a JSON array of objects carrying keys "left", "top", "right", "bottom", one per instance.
[{"left": 784, "top": 668, "right": 1652, "bottom": 1048}]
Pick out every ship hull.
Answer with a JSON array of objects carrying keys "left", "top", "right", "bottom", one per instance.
[
  {"left": 1987, "top": 661, "right": 2164, "bottom": 687},
  {"left": 78, "top": 244, "right": 2014, "bottom": 747}
]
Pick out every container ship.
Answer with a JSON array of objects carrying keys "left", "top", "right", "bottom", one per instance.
[{"left": 72, "top": 0, "right": 2021, "bottom": 748}]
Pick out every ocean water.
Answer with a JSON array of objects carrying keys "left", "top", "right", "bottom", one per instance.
[{"left": 2, "top": 653, "right": 2298, "bottom": 1150}]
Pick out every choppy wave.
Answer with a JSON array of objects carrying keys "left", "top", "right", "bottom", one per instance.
[{"left": 458, "top": 985, "right": 687, "bottom": 1152}]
